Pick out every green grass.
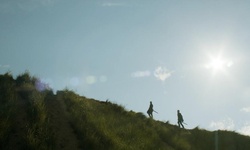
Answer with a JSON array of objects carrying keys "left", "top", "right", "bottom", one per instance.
[
  {"left": 0, "top": 72, "right": 55, "bottom": 149},
  {"left": 0, "top": 73, "right": 17, "bottom": 149},
  {"left": 25, "top": 90, "right": 55, "bottom": 150},
  {"left": 1, "top": 71, "right": 250, "bottom": 150},
  {"left": 59, "top": 89, "right": 250, "bottom": 150}
]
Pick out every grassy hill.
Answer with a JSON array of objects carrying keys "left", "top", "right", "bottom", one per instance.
[{"left": 1, "top": 72, "right": 250, "bottom": 150}]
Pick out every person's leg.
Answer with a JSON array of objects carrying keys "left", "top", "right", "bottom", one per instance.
[
  {"left": 147, "top": 111, "right": 150, "bottom": 117},
  {"left": 181, "top": 122, "right": 185, "bottom": 128}
]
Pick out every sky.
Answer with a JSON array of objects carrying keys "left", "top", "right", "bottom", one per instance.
[{"left": 1, "top": 0, "right": 250, "bottom": 136}]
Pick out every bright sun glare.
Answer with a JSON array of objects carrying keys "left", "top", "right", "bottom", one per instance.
[{"left": 205, "top": 53, "right": 233, "bottom": 75}]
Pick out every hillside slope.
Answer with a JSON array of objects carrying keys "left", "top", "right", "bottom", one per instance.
[{"left": 1, "top": 72, "right": 250, "bottom": 150}]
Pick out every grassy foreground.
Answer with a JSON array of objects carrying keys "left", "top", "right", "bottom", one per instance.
[{"left": 1, "top": 72, "right": 250, "bottom": 150}]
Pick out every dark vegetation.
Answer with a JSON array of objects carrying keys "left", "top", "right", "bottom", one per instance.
[{"left": 1, "top": 71, "right": 250, "bottom": 150}]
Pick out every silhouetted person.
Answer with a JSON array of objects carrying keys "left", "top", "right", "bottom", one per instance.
[
  {"left": 177, "top": 110, "right": 185, "bottom": 128},
  {"left": 147, "top": 101, "right": 153, "bottom": 118}
]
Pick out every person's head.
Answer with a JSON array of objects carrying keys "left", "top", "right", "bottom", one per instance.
[
  {"left": 150, "top": 101, "right": 152, "bottom": 104},
  {"left": 177, "top": 110, "right": 180, "bottom": 113}
]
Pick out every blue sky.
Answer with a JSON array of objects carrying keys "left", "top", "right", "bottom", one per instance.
[{"left": 1, "top": 0, "right": 250, "bottom": 135}]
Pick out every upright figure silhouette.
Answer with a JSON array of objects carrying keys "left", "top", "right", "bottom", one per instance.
[
  {"left": 147, "top": 101, "right": 153, "bottom": 118},
  {"left": 177, "top": 110, "right": 185, "bottom": 128}
]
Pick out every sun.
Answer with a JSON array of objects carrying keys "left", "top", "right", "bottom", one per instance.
[
  {"left": 206, "top": 57, "right": 225, "bottom": 71},
  {"left": 205, "top": 53, "right": 233, "bottom": 75}
]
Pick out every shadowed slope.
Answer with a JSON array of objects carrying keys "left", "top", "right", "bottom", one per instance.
[{"left": 45, "top": 95, "right": 81, "bottom": 150}]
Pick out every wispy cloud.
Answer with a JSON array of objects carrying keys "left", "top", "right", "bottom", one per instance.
[
  {"left": 209, "top": 117, "right": 235, "bottom": 130},
  {"left": 101, "top": 2, "right": 125, "bottom": 7},
  {"left": 154, "top": 66, "right": 173, "bottom": 82},
  {"left": 240, "top": 107, "right": 250, "bottom": 113},
  {"left": 131, "top": 70, "right": 151, "bottom": 78}
]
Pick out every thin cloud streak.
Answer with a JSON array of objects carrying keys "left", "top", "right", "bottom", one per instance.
[
  {"left": 101, "top": 2, "right": 125, "bottom": 7},
  {"left": 131, "top": 70, "right": 151, "bottom": 78}
]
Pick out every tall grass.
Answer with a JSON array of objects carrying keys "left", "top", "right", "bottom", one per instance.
[
  {"left": 60, "top": 90, "right": 191, "bottom": 150},
  {"left": 0, "top": 73, "right": 17, "bottom": 149},
  {"left": 25, "top": 90, "right": 55, "bottom": 150},
  {"left": 14, "top": 72, "right": 55, "bottom": 149}
]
